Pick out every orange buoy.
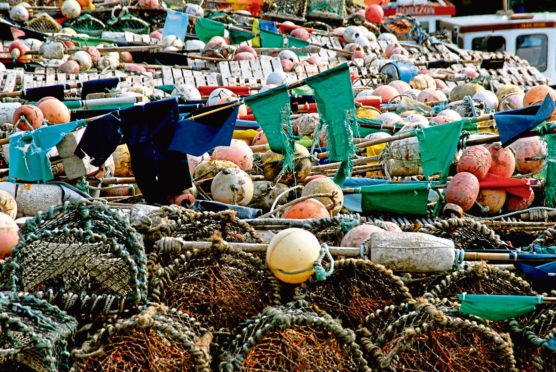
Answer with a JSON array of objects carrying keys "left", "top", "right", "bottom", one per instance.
[
  {"left": 301, "top": 177, "right": 343, "bottom": 216},
  {"left": 445, "top": 172, "right": 480, "bottom": 211},
  {"left": 372, "top": 85, "right": 399, "bottom": 103},
  {"left": 365, "top": 4, "right": 384, "bottom": 23},
  {"left": 290, "top": 28, "right": 310, "bottom": 41},
  {"left": 487, "top": 143, "right": 515, "bottom": 178},
  {"left": 523, "top": 85, "right": 556, "bottom": 119},
  {"left": 13, "top": 105, "right": 44, "bottom": 130},
  {"left": 282, "top": 198, "right": 330, "bottom": 219},
  {"left": 477, "top": 189, "right": 506, "bottom": 215},
  {"left": 0, "top": 212, "right": 19, "bottom": 258},
  {"left": 251, "top": 131, "right": 268, "bottom": 152},
  {"left": 505, "top": 188, "right": 534, "bottom": 212},
  {"left": 37, "top": 97, "right": 71, "bottom": 124},
  {"left": 340, "top": 224, "right": 384, "bottom": 247},
  {"left": 457, "top": 145, "right": 492, "bottom": 180},
  {"left": 510, "top": 137, "right": 547, "bottom": 174},
  {"left": 211, "top": 139, "right": 254, "bottom": 171}
]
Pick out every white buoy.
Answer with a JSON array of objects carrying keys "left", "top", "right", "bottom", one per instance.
[{"left": 211, "top": 168, "right": 254, "bottom": 206}]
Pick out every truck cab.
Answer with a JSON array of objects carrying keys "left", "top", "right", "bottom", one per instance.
[{"left": 439, "top": 13, "right": 556, "bottom": 82}]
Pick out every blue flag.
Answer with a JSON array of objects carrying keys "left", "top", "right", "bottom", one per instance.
[
  {"left": 169, "top": 102, "right": 239, "bottom": 156},
  {"left": 494, "top": 94, "right": 555, "bottom": 146},
  {"left": 162, "top": 9, "right": 189, "bottom": 41},
  {"left": 518, "top": 261, "right": 556, "bottom": 282}
]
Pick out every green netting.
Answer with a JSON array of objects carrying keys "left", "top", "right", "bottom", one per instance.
[
  {"left": 195, "top": 17, "right": 225, "bottom": 43},
  {"left": 305, "top": 63, "right": 357, "bottom": 185},
  {"left": 260, "top": 29, "right": 284, "bottom": 48},
  {"left": 416, "top": 121, "right": 463, "bottom": 182},
  {"left": 361, "top": 183, "right": 430, "bottom": 215},
  {"left": 458, "top": 294, "right": 543, "bottom": 321},
  {"left": 543, "top": 134, "right": 556, "bottom": 207},
  {"left": 288, "top": 35, "right": 309, "bottom": 55},
  {"left": 244, "top": 85, "right": 296, "bottom": 172}
]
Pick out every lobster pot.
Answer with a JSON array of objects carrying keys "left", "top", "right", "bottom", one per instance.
[
  {"left": 294, "top": 258, "right": 413, "bottom": 328},
  {"left": 70, "top": 305, "right": 211, "bottom": 372},
  {"left": 358, "top": 299, "right": 517, "bottom": 371},
  {"left": 219, "top": 302, "right": 370, "bottom": 371},
  {"left": 369, "top": 231, "right": 455, "bottom": 272},
  {"left": 0, "top": 102, "right": 21, "bottom": 124},
  {"left": 149, "top": 238, "right": 281, "bottom": 332},
  {"left": 382, "top": 137, "right": 423, "bottom": 177},
  {"left": 2, "top": 201, "right": 147, "bottom": 309},
  {"left": 0, "top": 291, "right": 77, "bottom": 372}
]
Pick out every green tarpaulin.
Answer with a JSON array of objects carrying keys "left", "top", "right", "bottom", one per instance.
[
  {"left": 195, "top": 18, "right": 225, "bottom": 43},
  {"left": 287, "top": 35, "right": 310, "bottom": 55},
  {"left": 361, "top": 183, "right": 430, "bottom": 215},
  {"left": 458, "top": 294, "right": 543, "bottom": 321},
  {"left": 245, "top": 85, "right": 295, "bottom": 172},
  {"left": 416, "top": 121, "right": 464, "bottom": 182},
  {"left": 229, "top": 28, "right": 255, "bottom": 45},
  {"left": 544, "top": 134, "right": 556, "bottom": 206},
  {"left": 260, "top": 29, "right": 284, "bottom": 49},
  {"left": 305, "top": 63, "right": 357, "bottom": 185}
]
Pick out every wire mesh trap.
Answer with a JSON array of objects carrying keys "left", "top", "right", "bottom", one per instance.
[
  {"left": 70, "top": 305, "right": 211, "bottom": 372},
  {"left": 294, "top": 258, "right": 413, "bottom": 328},
  {"left": 219, "top": 301, "right": 370, "bottom": 371},
  {"left": 358, "top": 299, "right": 517, "bottom": 371},
  {"left": 1, "top": 201, "right": 147, "bottom": 308},
  {"left": 132, "top": 205, "right": 263, "bottom": 250},
  {"left": 0, "top": 291, "right": 77, "bottom": 372},
  {"left": 149, "top": 238, "right": 281, "bottom": 332}
]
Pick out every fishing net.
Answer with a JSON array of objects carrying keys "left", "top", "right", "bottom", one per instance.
[
  {"left": 262, "top": 0, "right": 308, "bottom": 22},
  {"left": 306, "top": 0, "right": 345, "bottom": 20},
  {"left": 219, "top": 302, "right": 370, "bottom": 371},
  {"left": 149, "top": 237, "right": 281, "bottom": 332},
  {"left": 67, "top": 14, "right": 106, "bottom": 37},
  {"left": 70, "top": 305, "right": 211, "bottom": 372},
  {"left": 417, "top": 217, "right": 507, "bottom": 251},
  {"left": 26, "top": 13, "right": 62, "bottom": 34},
  {"left": 132, "top": 205, "right": 263, "bottom": 251},
  {"left": 294, "top": 258, "right": 412, "bottom": 328},
  {"left": 304, "top": 215, "right": 361, "bottom": 245},
  {"left": 1, "top": 201, "right": 147, "bottom": 308},
  {"left": 358, "top": 299, "right": 517, "bottom": 371},
  {"left": 107, "top": 14, "right": 150, "bottom": 34},
  {"left": 0, "top": 291, "right": 77, "bottom": 372}
]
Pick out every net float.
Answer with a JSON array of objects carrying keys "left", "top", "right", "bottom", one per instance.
[
  {"left": 234, "top": 52, "right": 256, "bottom": 61},
  {"left": 372, "top": 85, "right": 399, "bottom": 103},
  {"left": 278, "top": 50, "right": 299, "bottom": 64},
  {"left": 194, "top": 159, "right": 239, "bottom": 180},
  {"left": 58, "top": 60, "right": 80, "bottom": 74},
  {"left": 292, "top": 113, "right": 319, "bottom": 137},
  {"left": 282, "top": 198, "right": 330, "bottom": 220},
  {"left": 211, "top": 168, "right": 254, "bottom": 206},
  {"left": 13, "top": 105, "right": 43, "bottom": 131},
  {"left": 139, "top": 0, "right": 159, "bottom": 9},
  {"left": 261, "top": 144, "right": 312, "bottom": 185},
  {"left": 477, "top": 189, "right": 506, "bottom": 215},
  {"left": 365, "top": 4, "right": 384, "bottom": 24},
  {"left": 9, "top": 4, "right": 29, "bottom": 22},
  {"left": 237, "top": 45, "right": 257, "bottom": 58},
  {"left": 301, "top": 177, "right": 343, "bottom": 216},
  {"left": 487, "top": 143, "right": 515, "bottom": 178},
  {"left": 499, "top": 92, "right": 524, "bottom": 111},
  {"left": 85, "top": 47, "right": 101, "bottom": 63},
  {"left": 0, "top": 190, "right": 17, "bottom": 220},
  {"left": 207, "top": 87, "right": 235, "bottom": 106},
  {"left": 437, "top": 109, "right": 461, "bottom": 121},
  {"left": 388, "top": 80, "right": 411, "bottom": 94},
  {"left": 340, "top": 224, "right": 385, "bottom": 247},
  {"left": 505, "top": 188, "right": 534, "bottom": 212},
  {"left": 343, "top": 26, "right": 362, "bottom": 43},
  {"left": 61, "top": 0, "right": 82, "bottom": 19},
  {"left": 510, "top": 137, "right": 547, "bottom": 175},
  {"left": 9, "top": 40, "right": 29, "bottom": 60},
  {"left": 37, "top": 97, "right": 71, "bottom": 124},
  {"left": 523, "top": 85, "right": 556, "bottom": 119},
  {"left": 417, "top": 89, "right": 447, "bottom": 104},
  {"left": 409, "top": 74, "right": 435, "bottom": 90},
  {"left": 71, "top": 51, "right": 92, "bottom": 71},
  {"left": 290, "top": 28, "right": 310, "bottom": 41},
  {"left": 211, "top": 139, "right": 253, "bottom": 171},
  {"left": 251, "top": 181, "right": 289, "bottom": 210},
  {"left": 473, "top": 90, "right": 499, "bottom": 110},
  {"left": 0, "top": 212, "right": 19, "bottom": 258},
  {"left": 457, "top": 145, "right": 492, "bottom": 180},
  {"left": 445, "top": 172, "right": 480, "bottom": 211},
  {"left": 449, "top": 83, "right": 485, "bottom": 101},
  {"left": 266, "top": 228, "right": 321, "bottom": 284},
  {"left": 496, "top": 84, "right": 523, "bottom": 102},
  {"left": 281, "top": 59, "right": 294, "bottom": 71}
]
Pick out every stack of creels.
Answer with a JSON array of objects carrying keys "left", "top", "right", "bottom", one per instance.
[
  {"left": 0, "top": 291, "right": 77, "bottom": 372},
  {"left": 132, "top": 205, "right": 263, "bottom": 250},
  {"left": 70, "top": 305, "right": 211, "bottom": 372},
  {"left": 294, "top": 258, "right": 413, "bottom": 328},
  {"left": 358, "top": 299, "right": 517, "bottom": 371},
  {"left": 149, "top": 237, "right": 281, "bottom": 333},
  {"left": 220, "top": 301, "right": 370, "bottom": 371},
  {"left": 1, "top": 201, "right": 147, "bottom": 313}
]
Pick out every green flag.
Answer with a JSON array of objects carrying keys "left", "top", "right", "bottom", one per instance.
[
  {"left": 305, "top": 63, "right": 357, "bottom": 185},
  {"left": 229, "top": 28, "right": 255, "bottom": 45},
  {"left": 245, "top": 85, "right": 296, "bottom": 172},
  {"left": 458, "top": 294, "right": 543, "bottom": 321},
  {"left": 288, "top": 35, "right": 309, "bottom": 55},
  {"left": 361, "top": 183, "right": 430, "bottom": 215},
  {"left": 195, "top": 18, "right": 225, "bottom": 43},
  {"left": 260, "top": 29, "right": 284, "bottom": 48},
  {"left": 416, "top": 121, "right": 464, "bottom": 182},
  {"left": 544, "top": 133, "right": 556, "bottom": 207}
]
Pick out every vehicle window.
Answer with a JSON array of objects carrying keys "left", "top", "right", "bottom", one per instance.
[
  {"left": 472, "top": 36, "right": 506, "bottom": 52},
  {"left": 515, "top": 34, "right": 547, "bottom": 72}
]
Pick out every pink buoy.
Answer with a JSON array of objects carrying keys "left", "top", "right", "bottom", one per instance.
[
  {"left": 341, "top": 224, "right": 385, "bottom": 247},
  {"left": 457, "top": 145, "right": 492, "bottom": 180},
  {"left": 372, "top": 85, "right": 399, "bottom": 103},
  {"left": 388, "top": 80, "right": 411, "bottom": 94},
  {"left": 234, "top": 52, "right": 256, "bottom": 61},
  {"left": 510, "top": 137, "right": 547, "bottom": 174},
  {"left": 281, "top": 58, "right": 294, "bottom": 72},
  {"left": 291, "top": 28, "right": 310, "bottom": 41},
  {"left": 365, "top": 4, "right": 384, "bottom": 24},
  {"left": 211, "top": 139, "right": 254, "bottom": 171},
  {"left": 445, "top": 172, "right": 480, "bottom": 211},
  {"left": 237, "top": 45, "right": 257, "bottom": 58},
  {"left": 487, "top": 143, "right": 515, "bottom": 178}
]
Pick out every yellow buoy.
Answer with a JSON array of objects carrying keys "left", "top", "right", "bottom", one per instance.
[
  {"left": 266, "top": 228, "right": 321, "bottom": 284},
  {"left": 0, "top": 190, "right": 17, "bottom": 219}
]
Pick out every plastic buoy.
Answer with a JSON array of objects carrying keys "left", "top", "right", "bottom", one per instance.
[
  {"left": 487, "top": 143, "right": 515, "bottom": 178},
  {"left": 477, "top": 189, "right": 506, "bottom": 215},
  {"left": 505, "top": 188, "right": 534, "bottom": 212},
  {"left": 523, "top": 85, "right": 556, "bottom": 109},
  {"left": 341, "top": 224, "right": 385, "bottom": 247},
  {"left": 266, "top": 228, "right": 321, "bottom": 284},
  {"left": 13, "top": 105, "right": 43, "bottom": 131},
  {"left": 211, "top": 139, "right": 254, "bottom": 171},
  {"left": 457, "top": 145, "right": 492, "bottom": 180},
  {"left": 61, "top": 0, "right": 82, "bottom": 18},
  {"left": 251, "top": 181, "right": 289, "bottom": 209},
  {"left": 71, "top": 51, "right": 92, "bottom": 71},
  {"left": 496, "top": 84, "right": 523, "bottom": 102},
  {"left": 291, "top": 28, "right": 310, "bottom": 41},
  {"left": 194, "top": 159, "right": 239, "bottom": 179},
  {"left": 261, "top": 144, "right": 312, "bottom": 185},
  {"left": 0, "top": 190, "right": 17, "bottom": 219},
  {"left": 59, "top": 60, "right": 80, "bottom": 74},
  {"left": 388, "top": 80, "right": 411, "bottom": 94},
  {"left": 409, "top": 74, "right": 435, "bottom": 90},
  {"left": 372, "top": 85, "right": 399, "bottom": 103},
  {"left": 510, "top": 137, "right": 547, "bottom": 174},
  {"left": 0, "top": 212, "right": 19, "bottom": 258},
  {"left": 301, "top": 178, "right": 343, "bottom": 216},
  {"left": 449, "top": 83, "right": 485, "bottom": 101},
  {"left": 37, "top": 97, "right": 71, "bottom": 124},
  {"left": 499, "top": 93, "right": 524, "bottom": 111},
  {"left": 211, "top": 168, "right": 254, "bottom": 206},
  {"left": 282, "top": 198, "right": 330, "bottom": 219},
  {"left": 445, "top": 172, "right": 480, "bottom": 211},
  {"left": 365, "top": 5, "right": 383, "bottom": 23}
]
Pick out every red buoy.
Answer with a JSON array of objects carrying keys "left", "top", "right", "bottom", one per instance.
[
  {"left": 282, "top": 198, "right": 330, "bottom": 219},
  {"left": 510, "top": 137, "right": 547, "bottom": 175},
  {"left": 457, "top": 145, "right": 492, "bottom": 180},
  {"left": 445, "top": 172, "right": 480, "bottom": 211},
  {"left": 365, "top": 4, "right": 384, "bottom": 24},
  {"left": 505, "top": 188, "right": 534, "bottom": 212},
  {"left": 487, "top": 143, "right": 515, "bottom": 178}
]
